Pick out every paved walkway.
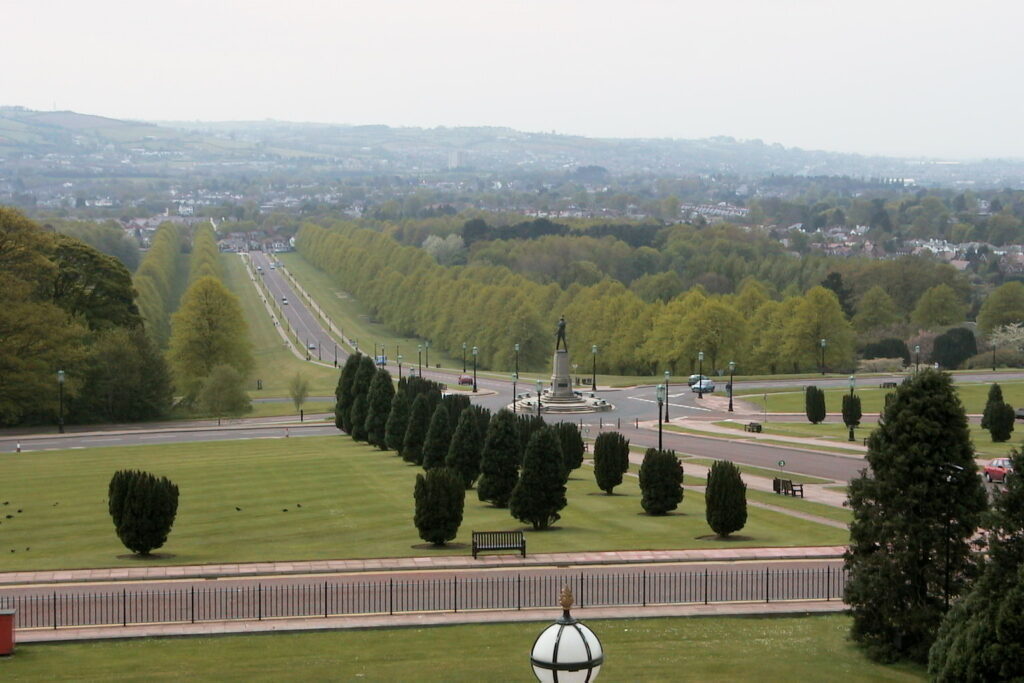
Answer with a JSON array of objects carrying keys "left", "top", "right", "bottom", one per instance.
[
  {"left": 0, "top": 546, "right": 846, "bottom": 586},
  {"left": 15, "top": 599, "right": 846, "bottom": 643}
]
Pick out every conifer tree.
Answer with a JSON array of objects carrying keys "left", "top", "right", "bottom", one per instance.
[
  {"left": 108, "top": 469, "right": 179, "bottom": 555},
  {"left": 638, "top": 448, "right": 683, "bottom": 515},
  {"left": 349, "top": 394, "right": 368, "bottom": 442},
  {"left": 515, "top": 414, "right": 546, "bottom": 464},
  {"left": 478, "top": 409, "right": 520, "bottom": 507},
  {"left": 555, "top": 422, "right": 585, "bottom": 475},
  {"left": 509, "top": 426, "right": 567, "bottom": 530},
  {"left": 335, "top": 353, "right": 360, "bottom": 432},
  {"left": 364, "top": 369, "right": 395, "bottom": 449},
  {"left": 446, "top": 408, "right": 482, "bottom": 488},
  {"left": 981, "top": 383, "right": 1005, "bottom": 432},
  {"left": 413, "top": 467, "right": 465, "bottom": 545},
  {"left": 842, "top": 393, "right": 862, "bottom": 429},
  {"left": 705, "top": 460, "right": 747, "bottom": 537},
  {"left": 805, "top": 385, "right": 826, "bottom": 424},
  {"left": 421, "top": 403, "right": 452, "bottom": 470},
  {"left": 929, "top": 450, "right": 1024, "bottom": 681},
  {"left": 593, "top": 431, "right": 630, "bottom": 494},
  {"left": 384, "top": 388, "right": 410, "bottom": 454},
  {"left": 442, "top": 393, "right": 471, "bottom": 435},
  {"left": 845, "top": 369, "right": 987, "bottom": 664},
  {"left": 402, "top": 393, "right": 432, "bottom": 465},
  {"left": 981, "top": 383, "right": 1015, "bottom": 442}
]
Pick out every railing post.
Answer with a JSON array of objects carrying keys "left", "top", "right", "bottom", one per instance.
[
  {"left": 453, "top": 576, "right": 458, "bottom": 613},
  {"left": 704, "top": 568, "right": 708, "bottom": 605},
  {"left": 389, "top": 579, "right": 394, "bottom": 616},
  {"left": 324, "top": 581, "right": 328, "bottom": 618},
  {"left": 765, "top": 567, "right": 770, "bottom": 603},
  {"left": 826, "top": 566, "right": 831, "bottom": 601},
  {"left": 579, "top": 571, "right": 584, "bottom": 608},
  {"left": 123, "top": 588, "right": 127, "bottom": 626},
  {"left": 517, "top": 574, "right": 521, "bottom": 610},
  {"left": 642, "top": 570, "right": 647, "bottom": 607},
  {"left": 191, "top": 586, "right": 195, "bottom": 623},
  {"left": 258, "top": 583, "right": 262, "bottom": 621},
  {"left": 52, "top": 591, "right": 57, "bottom": 629}
]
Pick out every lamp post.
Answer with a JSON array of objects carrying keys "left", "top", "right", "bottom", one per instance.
[
  {"left": 848, "top": 375, "right": 856, "bottom": 442},
  {"left": 663, "top": 370, "right": 671, "bottom": 421},
  {"left": 512, "top": 373, "right": 518, "bottom": 413},
  {"left": 397, "top": 354, "right": 403, "bottom": 380},
  {"left": 333, "top": 342, "right": 337, "bottom": 367},
  {"left": 656, "top": 383, "right": 665, "bottom": 450},
  {"left": 992, "top": 343, "right": 997, "bottom": 373},
  {"left": 915, "top": 344, "right": 920, "bottom": 373},
  {"left": 462, "top": 342, "right": 467, "bottom": 373},
  {"left": 697, "top": 351, "right": 704, "bottom": 400},
  {"left": 591, "top": 344, "right": 598, "bottom": 391},
  {"left": 530, "top": 586, "right": 603, "bottom": 682},
  {"left": 472, "top": 345, "right": 478, "bottom": 393},
  {"left": 728, "top": 361, "right": 736, "bottom": 412},
  {"left": 57, "top": 369, "right": 65, "bottom": 434},
  {"left": 536, "top": 379, "right": 543, "bottom": 417},
  {"left": 425, "top": 341, "right": 430, "bottom": 370},
  {"left": 418, "top": 344, "right": 423, "bottom": 377},
  {"left": 514, "top": 343, "right": 520, "bottom": 379},
  {"left": 820, "top": 338, "right": 827, "bottom": 375}
]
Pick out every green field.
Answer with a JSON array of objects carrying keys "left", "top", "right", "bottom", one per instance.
[
  {"left": 0, "top": 615, "right": 924, "bottom": 681},
  {"left": 221, "top": 253, "right": 340, "bottom": 396},
  {"left": 0, "top": 436, "right": 846, "bottom": 571},
  {"left": 736, "top": 381, "right": 1024, "bottom": 415}
]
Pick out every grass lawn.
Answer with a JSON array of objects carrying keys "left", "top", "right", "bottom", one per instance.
[
  {"left": 746, "top": 489, "right": 853, "bottom": 525},
  {"left": 0, "top": 436, "right": 846, "bottom": 571},
  {"left": 221, "top": 254, "right": 340, "bottom": 397},
  {"left": 0, "top": 614, "right": 924, "bottom": 681},
  {"left": 736, "top": 380, "right": 1024, "bottom": 415}
]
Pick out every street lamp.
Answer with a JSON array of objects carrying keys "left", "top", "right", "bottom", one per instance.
[
  {"left": 992, "top": 343, "right": 997, "bottom": 373},
  {"left": 397, "top": 354, "right": 403, "bottom": 380},
  {"left": 656, "top": 383, "right": 666, "bottom": 450},
  {"left": 515, "top": 343, "right": 520, "bottom": 379},
  {"left": 697, "top": 351, "right": 704, "bottom": 400},
  {"left": 848, "top": 375, "right": 856, "bottom": 442},
  {"left": 418, "top": 344, "right": 423, "bottom": 376},
  {"left": 536, "top": 379, "right": 543, "bottom": 417},
  {"left": 512, "top": 373, "right": 518, "bottom": 413},
  {"left": 57, "top": 369, "right": 65, "bottom": 434},
  {"left": 591, "top": 344, "right": 598, "bottom": 391},
  {"left": 915, "top": 345, "right": 920, "bottom": 373},
  {"left": 820, "top": 338, "right": 827, "bottom": 375},
  {"left": 462, "top": 342, "right": 467, "bottom": 373},
  {"left": 663, "top": 370, "right": 671, "bottom": 421},
  {"left": 728, "top": 361, "right": 736, "bottom": 412},
  {"left": 425, "top": 341, "right": 430, "bottom": 370},
  {"left": 531, "top": 586, "right": 603, "bottom": 682},
  {"left": 472, "top": 345, "right": 479, "bottom": 393},
  {"left": 333, "top": 342, "right": 337, "bottom": 367}
]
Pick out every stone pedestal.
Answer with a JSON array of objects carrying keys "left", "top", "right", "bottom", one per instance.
[{"left": 547, "top": 349, "right": 576, "bottom": 402}]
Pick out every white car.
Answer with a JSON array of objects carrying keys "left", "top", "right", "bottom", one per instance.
[{"left": 691, "top": 379, "right": 715, "bottom": 393}]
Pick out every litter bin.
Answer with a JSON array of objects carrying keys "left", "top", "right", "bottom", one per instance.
[{"left": 0, "top": 608, "right": 15, "bottom": 656}]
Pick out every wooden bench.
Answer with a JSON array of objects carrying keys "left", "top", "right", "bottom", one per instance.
[
  {"left": 472, "top": 530, "right": 526, "bottom": 559},
  {"left": 773, "top": 478, "right": 804, "bottom": 498},
  {"left": 744, "top": 422, "right": 762, "bottom": 433},
  {"left": 879, "top": 381, "right": 898, "bottom": 389}
]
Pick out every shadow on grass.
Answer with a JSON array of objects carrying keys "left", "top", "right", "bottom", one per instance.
[
  {"left": 410, "top": 542, "right": 469, "bottom": 551},
  {"left": 116, "top": 552, "right": 177, "bottom": 561},
  {"left": 693, "top": 534, "right": 755, "bottom": 542}
]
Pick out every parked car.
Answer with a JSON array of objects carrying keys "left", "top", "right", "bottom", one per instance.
[
  {"left": 1016, "top": 407, "right": 1024, "bottom": 421},
  {"left": 983, "top": 458, "right": 1014, "bottom": 483},
  {"left": 691, "top": 379, "right": 715, "bottom": 393},
  {"left": 458, "top": 375, "right": 473, "bottom": 386},
  {"left": 687, "top": 374, "right": 709, "bottom": 386}
]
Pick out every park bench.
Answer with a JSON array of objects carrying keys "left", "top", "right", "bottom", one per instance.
[
  {"left": 472, "top": 530, "right": 526, "bottom": 559},
  {"left": 773, "top": 478, "right": 804, "bottom": 498},
  {"left": 744, "top": 422, "right": 762, "bottom": 433},
  {"left": 879, "top": 381, "right": 898, "bottom": 389}
]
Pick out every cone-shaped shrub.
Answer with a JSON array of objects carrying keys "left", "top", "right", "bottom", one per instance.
[
  {"left": 108, "top": 469, "right": 179, "bottom": 555},
  {"left": 478, "top": 409, "right": 520, "bottom": 507},
  {"left": 705, "top": 460, "right": 747, "bottom": 537},
  {"left": 446, "top": 407, "right": 482, "bottom": 488},
  {"left": 402, "top": 394, "right": 432, "bottom": 465},
  {"left": 364, "top": 369, "right": 395, "bottom": 449},
  {"left": 413, "top": 467, "right": 465, "bottom": 545},
  {"left": 509, "top": 426, "right": 566, "bottom": 530},
  {"left": 593, "top": 431, "right": 630, "bottom": 494},
  {"left": 385, "top": 388, "right": 410, "bottom": 453},
  {"left": 422, "top": 403, "right": 452, "bottom": 470},
  {"left": 555, "top": 422, "right": 585, "bottom": 475},
  {"left": 638, "top": 448, "right": 683, "bottom": 515}
]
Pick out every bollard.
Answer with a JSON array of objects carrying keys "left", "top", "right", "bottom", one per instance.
[
  {"left": 635, "top": 418, "right": 639, "bottom": 429},
  {"left": 617, "top": 418, "right": 620, "bottom": 429},
  {"left": 15, "top": 442, "right": 20, "bottom": 453},
  {"left": 599, "top": 418, "right": 603, "bottom": 429}
]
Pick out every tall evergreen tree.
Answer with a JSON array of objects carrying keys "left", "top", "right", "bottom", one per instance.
[
  {"left": 805, "top": 385, "right": 826, "bottom": 424},
  {"left": 442, "top": 394, "right": 471, "bottom": 435},
  {"left": 928, "top": 450, "right": 1024, "bottom": 681},
  {"left": 845, "top": 369, "right": 988, "bottom": 664},
  {"left": 364, "top": 369, "right": 395, "bottom": 449},
  {"left": 638, "top": 448, "right": 683, "bottom": 515},
  {"left": 421, "top": 403, "right": 452, "bottom": 470},
  {"left": 509, "top": 426, "right": 567, "bottom": 530},
  {"left": 351, "top": 354, "right": 378, "bottom": 407},
  {"left": 593, "top": 431, "right": 630, "bottom": 494},
  {"left": 446, "top": 408, "right": 482, "bottom": 488},
  {"left": 413, "top": 467, "right": 465, "bottom": 546},
  {"left": 842, "top": 393, "right": 862, "bottom": 429},
  {"left": 515, "top": 414, "right": 546, "bottom": 464},
  {"left": 402, "top": 393, "right": 432, "bottom": 465},
  {"left": 478, "top": 409, "right": 521, "bottom": 507},
  {"left": 108, "top": 469, "right": 179, "bottom": 555},
  {"left": 349, "top": 394, "right": 368, "bottom": 442},
  {"left": 335, "top": 353, "right": 361, "bottom": 433},
  {"left": 554, "top": 422, "right": 585, "bottom": 475},
  {"left": 385, "top": 387, "right": 411, "bottom": 454},
  {"left": 981, "top": 383, "right": 1005, "bottom": 431},
  {"left": 705, "top": 460, "right": 747, "bottom": 537}
]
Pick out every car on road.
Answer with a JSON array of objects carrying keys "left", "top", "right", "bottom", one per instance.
[
  {"left": 307, "top": 342, "right": 317, "bottom": 350},
  {"left": 457, "top": 375, "right": 473, "bottom": 386},
  {"left": 1016, "top": 407, "right": 1024, "bottom": 421},
  {"left": 281, "top": 297, "right": 288, "bottom": 305},
  {"left": 691, "top": 379, "right": 715, "bottom": 393},
  {"left": 983, "top": 457, "right": 1014, "bottom": 483},
  {"left": 688, "top": 374, "right": 709, "bottom": 386}
]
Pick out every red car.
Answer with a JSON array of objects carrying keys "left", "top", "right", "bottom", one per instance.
[
  {"left": 458, "top": 375, "right": 473, "bottom": 386},
  {"left": 983, "top": 458, "right": 1014, "bottom": 483}
]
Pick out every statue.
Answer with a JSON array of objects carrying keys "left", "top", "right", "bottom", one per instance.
[{"left": 555, "top": 315, "right": 568, "bottom": 351}]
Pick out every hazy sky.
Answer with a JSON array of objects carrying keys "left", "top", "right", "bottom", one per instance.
[{"left": 4, "top": 0, "right": 1021, "bottom": 159}]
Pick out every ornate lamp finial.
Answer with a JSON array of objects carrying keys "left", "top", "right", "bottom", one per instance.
[{"left": 560, "top": 585, "right": 574, "bottom": 612}]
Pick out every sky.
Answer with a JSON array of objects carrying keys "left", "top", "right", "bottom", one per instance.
[{"left": 4, "top": 0, "right": 1022, "bottom": 159}]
